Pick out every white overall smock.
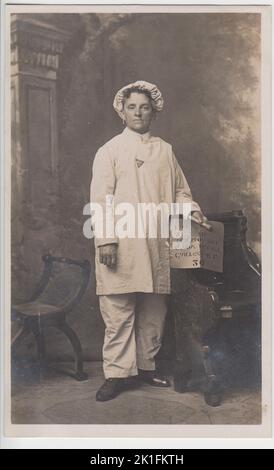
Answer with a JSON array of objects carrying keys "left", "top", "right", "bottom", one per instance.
[{"left": 90, "top": 126, "right": 201, "bottom": 377}]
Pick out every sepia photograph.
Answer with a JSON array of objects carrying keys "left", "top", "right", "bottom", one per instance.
[{"left": 2, "top": 2, "right": 272, "bottom": 440}]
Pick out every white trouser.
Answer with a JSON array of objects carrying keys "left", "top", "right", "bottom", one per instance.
[{"left": 99, "top": 293, "right": 168, "bottom": 379}]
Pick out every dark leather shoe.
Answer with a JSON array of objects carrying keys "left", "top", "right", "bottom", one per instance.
[
  {"left": 138, "top": 369, "right": 171, "bottom": 387},
  {"left": 96, "top": 378, "right": 128, "bottom": 402}
]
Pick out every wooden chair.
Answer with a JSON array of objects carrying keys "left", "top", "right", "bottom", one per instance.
[
  {"left": 11, "top": 254, "right": 91, "bottom": 381},
  {"left": 171, "top": 210, "right": 261, "bottom": 406}
]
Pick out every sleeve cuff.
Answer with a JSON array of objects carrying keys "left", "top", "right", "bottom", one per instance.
[
  {"left": 95, "top": 238, "right": 119, "bottom": 248},
  {"left": 190, "top": 201, "right": 202, "bottom": 214}
]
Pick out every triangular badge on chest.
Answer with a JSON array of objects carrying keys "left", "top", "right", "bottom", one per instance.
[{"left": 136, "top": 158, "right": 144, "bottom": 168}]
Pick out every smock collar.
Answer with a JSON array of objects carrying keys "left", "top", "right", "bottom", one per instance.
[{"left": 122, "top": 126, "right": 153, "bottom": 143}]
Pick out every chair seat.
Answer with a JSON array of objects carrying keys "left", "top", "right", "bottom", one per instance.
[
  {"left": 218, "top": 289, "right": 260, "bottom": 308},
  {"left": 12, "top": 301, "right": 61, "bottom": 317}
]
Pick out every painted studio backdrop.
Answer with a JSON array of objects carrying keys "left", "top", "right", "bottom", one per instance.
[{"left": 11, "top": 13, "right": 261, "bottom": 362}]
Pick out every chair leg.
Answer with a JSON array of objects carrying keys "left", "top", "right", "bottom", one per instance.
[
  {"left": 11, "top": 321, "right": 30, "bottom": 354},
  {"left": 31, "top": 321, "right": 46, "bottom": 365},
  {"left": 29, "top": 320, "right": 48, "bottom": 380},
  {"left": 201, "top": 345, "right": 222, "bottom": 407},
  {"left": 56, "top": 320, "right": 88, "bottom": 381},
  {"left": 173, "top": 360, "right": 192, "bottom": 393}
]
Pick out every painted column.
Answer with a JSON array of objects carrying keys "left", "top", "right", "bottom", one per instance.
[{"left": 11, "top": 15, "right": 71, "bottom": 298}]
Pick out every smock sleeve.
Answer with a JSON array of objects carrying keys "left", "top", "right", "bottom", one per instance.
[
  {"left": 90, "top": 146, "right": 119, "bottom": 248},
  {"left": 172, "top": 151, "right": 201, "bottom": 213}
]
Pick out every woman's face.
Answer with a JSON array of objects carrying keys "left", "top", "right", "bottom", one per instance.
[{"left": 122, "top": 92, "right": 154, "bottom": 134}]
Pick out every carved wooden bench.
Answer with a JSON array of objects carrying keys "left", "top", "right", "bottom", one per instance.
[{"left": 171, "top": 210, "right": 261, "bottom": 406}]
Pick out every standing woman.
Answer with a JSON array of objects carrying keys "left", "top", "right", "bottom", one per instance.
[{"left": 90, "top": 80, "right": 206, "bottom": 401}]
